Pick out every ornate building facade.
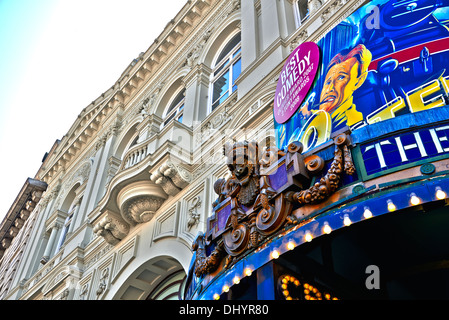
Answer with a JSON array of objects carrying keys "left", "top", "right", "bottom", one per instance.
[
  {"left": 1, "top": 0, "right": 330, "bottom": 300},
  {"left": 3, "top": 0, "right": 447, "bottom": 301}
]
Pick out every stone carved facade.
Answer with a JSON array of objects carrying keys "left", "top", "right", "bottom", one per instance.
[
  {"left": 0, "top": 0, "right": 370, "bottom": 301},
  {"left": 150, "top": 162, "right": 192, "bottom": 197},
  {"left": 93, "top": 212, "right": 130, "bottom": 245}
]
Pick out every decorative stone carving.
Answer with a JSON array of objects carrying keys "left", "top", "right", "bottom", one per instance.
[
  {"left": 290, "top": 30, "right": 308, "bottom": 52},
  {"left": 230, "top": 0, "right": 241, "bottom": 14},
  {"left": 150, "top": 162, "right": 192, "bottom": 196},
  {"left": 145, "top": 82, "right": 164, "bottom": 114},
  {"left": 186, "top": 29, "right": 213, "bottom": 68},
  {"left": 122, "top": 195, "right": 165, "bottom": 224},
  {"left": 95, "top": 133, "right": 108, "bottom": 151},
  {"left": 192, "top": 134, "right": 356, "bottom": 277},
  {"left": 160, "top": 162, "right": 192, "bottom": 189},
  {"left": 108, "top": 118, "right": 122, "bottom": 138},
  {"left": 93, "top": 212, "right": 130, "bottom": 245},
  {"left": 60, "top": 288, "right": 70, "bottom": 300},
  {"left": 96, "top": 268, "right": 109, "bottom": 298},
  {"left": 187, "top": 196, "right": 201, "bottom": 230},
  {"left": 321, "top": 0, "right": 346, "bottom": 23},
  {"left": 116, "top": 181, "right": 168, "bottom": 226},
  {"left": 150, "top": 174, "right": 180, "bottom": 196},
  {"left": 95, "top": 180, "right": 172, "bottom": 245},
  {"left": 308, "top": 0, "right": 323, "bottom": 15},
  {"left": 79, "top": 284, "right": 89, "bottom": 300}
]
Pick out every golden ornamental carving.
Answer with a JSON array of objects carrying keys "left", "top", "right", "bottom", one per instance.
[{"left": 192, "top": 133, "right": 356, "bottom": 277}]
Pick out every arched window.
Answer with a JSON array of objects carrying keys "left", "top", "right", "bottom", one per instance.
[
  {"left": 163, "top": 88, "right": 185, "bottom": 126},
  {"left": 146, "top": 268, "right": 185, "bottom": 300},
  {"left": 210, "top": 32, "right": 241, "bottom": 112},
  {"left": 55, "top": 197, "right": 83, "bottom": 253},
  {"left": 293, "top": 0, "right": 309, "bottom": 27},
  {"left": 55, "top": 195, "right": 82, "bottom": 253}
]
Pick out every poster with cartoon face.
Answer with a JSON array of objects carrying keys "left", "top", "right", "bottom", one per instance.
[{"left": 275, "top": 0, "right": 449, "bottom": 153}]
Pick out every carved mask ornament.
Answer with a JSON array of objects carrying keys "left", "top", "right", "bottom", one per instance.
[{"left": 193, "top": 133, "right": 355, "bottom": 277}]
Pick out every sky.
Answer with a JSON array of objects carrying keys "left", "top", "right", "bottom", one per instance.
[{"left": 0, "top": 0, "right": 187, "bottom": 221}]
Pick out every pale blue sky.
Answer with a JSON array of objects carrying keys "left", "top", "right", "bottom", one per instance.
[{"left": 0, "top": 0, "right": 187, "bottom": 219}]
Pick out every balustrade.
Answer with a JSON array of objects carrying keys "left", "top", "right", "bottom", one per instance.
[{"left": 120, "top": 142, "right": 150, "bottom": 170}]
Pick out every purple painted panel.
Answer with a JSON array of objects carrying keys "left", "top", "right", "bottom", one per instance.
[
  {"left": 273, "top": 42, "right": 320, "bottom": 124},
  {"left": 216, "top": 203, "right": 231, "bottom": 233},
  {"left": 269, "top": 163, "right": 288, "bottom": 191}
]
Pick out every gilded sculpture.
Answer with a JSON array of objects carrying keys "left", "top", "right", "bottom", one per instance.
[{"left": 192, "top": 134, "right": 355, "bottom": 278}]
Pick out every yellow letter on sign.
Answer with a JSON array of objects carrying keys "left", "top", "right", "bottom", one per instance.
[
  {"left": 407, "top": 79, "right": 446, "bottom": 113},
  {"left": 298, "top": 110, "right": 332, "bottom": 152},
  {"left": 366, "top": 96, "right": 406, "bottom": 124}
]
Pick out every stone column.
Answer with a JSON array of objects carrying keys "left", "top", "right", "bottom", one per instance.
[
  {"left": 260, "top": 0, "right": 282, "bottom": 51},
  {"left": 40, "top": 223, "right": 60, "bottom": 264},
  {"left": 92, "top": 131, "right": 119, "bottom": 206},
  {"left": 182, "top": 63, "right": 211, "bottom": 124},
  {"left": 67, "top": 200, "right": 81, "bottom": 234},
  {"left": 241, "top": 0, "right": 259, "bottom": 70}
]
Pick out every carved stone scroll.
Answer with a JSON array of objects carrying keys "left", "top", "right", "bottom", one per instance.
[
  {"left": 93, "top": 211, "right": 130, "bottom": 245},
  {"left": 150, "top": 162, "right": 192, "bottom": 196}
]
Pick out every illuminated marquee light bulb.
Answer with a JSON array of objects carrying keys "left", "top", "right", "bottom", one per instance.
[
  {"left": 363, "top": 207, "right": 373, "bottom": 219},
  {"left": 287, "top": 241, "right": 296, "bottom": 250},
  {"left": 323, "top": 222, "right": 332, "bottom": 234},
  {"left": 410, "top": 193, "right": 421, "bottom": 206},
  {"left": 305, "top": 231, "right": 313, "bottom": 242},
  {"left": 244, "top": 268, "right": 252, "bottom": 277},
  {"left": 387, "top": 199, "right": 396, "bottom": 212},
  {"left": 343, "top": 214, "right": 352, "bottom": 226},
  {"left": 436, "top": 187, "right": 447, "bottom": 200},
  {"left": 213, "top": 293, "right": 220, "bottom": 300},
  {"left": 222, "top": 284, "right": 230, "bottom": 293},
  {"left": 271, "top": 249, "right": 280, "bottom": 259},
  {"left": 233, "top": 276, "right": 240, "bottom": 285}
]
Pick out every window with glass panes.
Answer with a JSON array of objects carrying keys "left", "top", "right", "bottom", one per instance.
[
  {"left": 163, "top": 88, "right": 185, "bottom": 126},
  {"left": 293, "top": 0, "right": 309, "bottom": 27},
  {"left": 210, "top": 33, "right": 241, "bottom": 112}
]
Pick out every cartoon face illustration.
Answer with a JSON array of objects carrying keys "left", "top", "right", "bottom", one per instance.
[
  {"left": 318, "top": 44, "right": 372, "bottom": 128},
  {"left": 319, "top": 56, "right": 361, "bottom": 113}
]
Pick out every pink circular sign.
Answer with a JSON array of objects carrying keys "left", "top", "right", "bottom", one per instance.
[{"left": 274, "top": 42, "right": 320, "bottom": 124}]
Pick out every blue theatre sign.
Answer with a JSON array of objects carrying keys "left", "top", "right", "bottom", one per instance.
[{"left": 361, "top": 124, "right": 449, "bottom": 176}]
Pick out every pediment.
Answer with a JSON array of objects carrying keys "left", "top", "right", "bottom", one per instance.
[{"left": 42, "top": 265, "right": 82, "bottom": 296}]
